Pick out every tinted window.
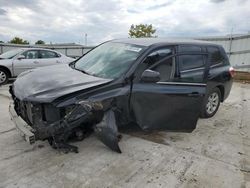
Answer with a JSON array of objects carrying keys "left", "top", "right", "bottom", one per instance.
[
  {"left": 22, "top": 50, "right": 39, "bottom": 59},
  {"left": 39, "top": 50, "right": 59, "bottom": 59},
  {"left": 179, "top": 55, "right": 204, "bottom": 71},
  {"left": 207, "top": 46, "right": 224, "bottom": 65},
  {"left": 144, "top": 48, "right": 172, "bottom": 65},
  {"left": 151, "top": 57, "right": 174, "bottom": 82},
  {"left": 179, "top": 45, "right": 202, "bottom": 52}
]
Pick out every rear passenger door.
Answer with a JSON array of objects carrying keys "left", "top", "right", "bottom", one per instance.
[{"left": 38, "top": 50, "right": 62, "bottom": 67}]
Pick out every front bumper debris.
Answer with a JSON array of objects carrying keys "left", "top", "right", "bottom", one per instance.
[
  {"left": 9, "top": 103, "right": 35, "bottom": 144},
  {"left": 9, "top": 96, "right": 122, "bottom": 153}
]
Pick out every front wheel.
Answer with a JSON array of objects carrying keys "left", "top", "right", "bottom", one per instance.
[
  {"left": 200, "top": 87, "right": 221, "bottom": 118},
  {"left": 0, "top": 69, "right": 9, "bottom": 85}
]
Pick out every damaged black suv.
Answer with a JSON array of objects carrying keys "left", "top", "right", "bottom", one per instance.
[{"left": 9, "top": 38, "right": 233, "bottom": 153}]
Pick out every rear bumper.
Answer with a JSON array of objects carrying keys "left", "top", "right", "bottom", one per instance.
[{"left": 9, "top": 103, "right": 36, "bottom": 144}]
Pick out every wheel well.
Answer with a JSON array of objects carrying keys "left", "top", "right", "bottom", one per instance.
[
  {"left": 216, "top": 85, "right": 224, "bottom": 102},
  {"left": 0, "top": 66, "right": 11, "bottom": 77}
]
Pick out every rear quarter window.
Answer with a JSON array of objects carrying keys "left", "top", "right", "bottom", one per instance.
[{"left": 207, "top": 46, "right": 226, "bottom": 66}]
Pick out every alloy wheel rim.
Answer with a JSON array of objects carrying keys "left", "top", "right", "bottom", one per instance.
[
  {"left": 206, "top": 92, "right": 219, "bottom": 114},
  {"left": 0, "top": 71, "right": 7, "bottom": 84}
]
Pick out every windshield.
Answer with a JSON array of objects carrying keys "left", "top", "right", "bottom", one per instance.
[
  {"left": 0, "top": 49, "right": 24, "bottom": 59},
  {"left": 74, "top": 42, "right": 145, "bottom": 79}
]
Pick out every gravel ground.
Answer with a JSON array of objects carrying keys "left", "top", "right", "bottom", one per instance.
[{"left": 0, "top": 82, "right": 249, "bottom": 188}]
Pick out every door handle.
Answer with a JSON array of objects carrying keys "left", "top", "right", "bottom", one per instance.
[
  {"left": 33, "top": 61, "right": 39, "bottom": 64},
  {"left": 188, "top": 92, "right": 201, "bottom": 97},
  {"left": 56, "top": 60, "right": 61, "bottom": 63}
]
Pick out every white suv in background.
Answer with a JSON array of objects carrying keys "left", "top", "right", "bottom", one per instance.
[{"left": 0, "top": 48, "right": 75, "bottom": 84}]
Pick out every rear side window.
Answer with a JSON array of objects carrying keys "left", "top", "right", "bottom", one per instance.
[
  {"left": 39, "top": 50, "right": 60, "bottom": 59},
  {"left": 207, "top": 46, "right": 224, "bottom": 66},
  {"left": 178, "top": 55, "right": 204, "bottom": 71}
]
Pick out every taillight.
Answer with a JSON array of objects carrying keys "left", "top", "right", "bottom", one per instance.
[{"left": 229, "top": 67, "right": 235, "bottom": 77}]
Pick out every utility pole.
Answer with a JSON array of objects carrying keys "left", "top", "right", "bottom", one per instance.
[
  {"left": 229, "top": 27, "right": 233, "bottom": 58},
  {"left": 85, "top": 33, "right": 88, "bottom": 46}
]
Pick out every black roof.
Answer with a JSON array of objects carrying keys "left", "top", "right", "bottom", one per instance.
[{"left": 112, "top": 38, "right": 218, "bottom": 47}]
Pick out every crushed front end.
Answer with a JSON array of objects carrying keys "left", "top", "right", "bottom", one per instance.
[{"left": 9, "top": 85, "right": 122, "bottom": 153}]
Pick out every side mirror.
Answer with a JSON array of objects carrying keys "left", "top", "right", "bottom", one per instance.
[
  {"left": 17, "top": 55, "right": 25, "bottom": 60},
  {"left": 141, "top": 69, "right": 160, "bottom": 83}
]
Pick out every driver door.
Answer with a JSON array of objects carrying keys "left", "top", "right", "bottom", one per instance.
[{"left": 131, "top": 47, "right": 206, "bottom": 132}]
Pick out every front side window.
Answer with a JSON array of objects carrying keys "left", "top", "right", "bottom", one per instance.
[
  {"left": 74, "top": 42, "right": 145, "bottom": 79},
  {"left": 144, "top": 48, "right": 172, "bottom": 65},
  {"left": 136, "top": 47, "right": 173, "bottom": 81},
  {"left": 150, "top": 57, "right": 174, "bottom": 82},
  {"left": 22, "top": 50, "right": 39, "bottom": 59},
  {"left": 39, "top": 50, "right": 59, "bottom": 59},
  {"left": 179, "top": 55, "right": 204, "bottom": 71}
]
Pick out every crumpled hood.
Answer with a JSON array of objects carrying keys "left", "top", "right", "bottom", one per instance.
[{"left": 13, "top": 64, "right": 112, "bottom": 102}]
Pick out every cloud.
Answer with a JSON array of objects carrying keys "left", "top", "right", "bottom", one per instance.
[
  {"left": 146, "top": 2, "right": 175, "bottom": 10},
  {"left": 0, "top": 8, "right": 6, "bottom": 15},
  {"left": 127, "top": 9, "right": 140, "bottom": 14},
  {"left": 0, "top": 0, "right": 249, "bottom": 45},
  {"left": 210, "top": 0, "right": 225, "bottom": 3}
]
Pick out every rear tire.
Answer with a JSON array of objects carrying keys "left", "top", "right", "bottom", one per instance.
[
  {"left": 0, "top": 68, "right": 9, "bottom": 85},
  {"left": 200, "top": 87, "right": 221, "bottom": 118}
]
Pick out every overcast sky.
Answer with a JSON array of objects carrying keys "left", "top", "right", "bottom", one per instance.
[{"left": 0, "top": 0, "right": 250, "bottom": 45}]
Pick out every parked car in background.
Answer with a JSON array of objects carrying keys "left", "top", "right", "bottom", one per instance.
[
  {"left": 9, "top": 38, "right": 234, "bottom": 153},
  {"left": 0, "top": 48, "right": 74, "bottom": 84}
]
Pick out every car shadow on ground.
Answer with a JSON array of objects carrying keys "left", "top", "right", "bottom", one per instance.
[{"left": 119, "top": 123, "right": 187, "bottom": 146}]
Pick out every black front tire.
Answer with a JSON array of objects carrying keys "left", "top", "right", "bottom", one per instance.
[
  {"left": 0, "top": 69, "right": 9, "bottom": 85},
  {"left": 200, "top": 87, "right": 221, "bottom": 118}
]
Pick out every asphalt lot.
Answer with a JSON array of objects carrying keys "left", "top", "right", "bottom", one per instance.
[{"left": 0, "top": 82, "right": 250, "bottom": 188}]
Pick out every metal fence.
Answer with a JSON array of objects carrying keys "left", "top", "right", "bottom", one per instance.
[
  {"left": 198, "top": 34, "right": 250, "bottom": 72},
  {"left": 1, "top": 34, "right": 250, "bottom": 72}
]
